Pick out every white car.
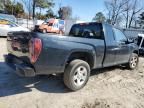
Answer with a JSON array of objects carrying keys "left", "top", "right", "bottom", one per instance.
[{"left": 0, "top": 19, "right": 30, "bottom": 37}]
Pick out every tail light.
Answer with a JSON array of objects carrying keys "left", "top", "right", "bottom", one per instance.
[{"left": 29, "top": 38, "right": 42, "bottom": 63}]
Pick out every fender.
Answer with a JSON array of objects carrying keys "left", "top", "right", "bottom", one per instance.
[{"left": 62, "top": 48, "right": 96, "bottom": 71}]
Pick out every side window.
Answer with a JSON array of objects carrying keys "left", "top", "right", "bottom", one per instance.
[{"left": 113, "top": 28, "right": 127, "bottom": 42}]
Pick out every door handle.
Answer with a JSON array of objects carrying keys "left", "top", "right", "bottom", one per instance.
[
  {"left": 111, "top": 48, "right": 120, "bottom": 51},
  {"left": 119, "top": 42, "right": 125, "bottom": 46}
]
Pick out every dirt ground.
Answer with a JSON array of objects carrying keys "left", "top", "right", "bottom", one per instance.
[{"left": 0, "top": 37, "right": 144, "bottom": 108}]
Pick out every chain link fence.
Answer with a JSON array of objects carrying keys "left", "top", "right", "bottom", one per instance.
[{"left": 123, "top": 29, "right": 144, "bottom": 38}]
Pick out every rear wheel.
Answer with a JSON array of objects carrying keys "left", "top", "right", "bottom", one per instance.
[
  {"left": 126, "top": 53, "right": 139, "bottom": 70},
  {"left": 64, "top": 59, "right": 90, "bottom": 91}
]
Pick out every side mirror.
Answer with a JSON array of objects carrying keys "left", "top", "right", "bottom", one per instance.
[{"left": 118, "top": 40, "right": 127, "bottom": 45}]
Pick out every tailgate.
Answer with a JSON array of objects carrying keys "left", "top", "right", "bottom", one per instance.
[{"left": 7, "top": 31, "right": 32, "bottom": 63}]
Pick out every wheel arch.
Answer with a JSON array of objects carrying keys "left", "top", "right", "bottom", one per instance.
[
  {"left": 65, "top": 51, "right": 95, "bottom": 69},
  {"left": 128, "top": 50, "right": 139, "bottom": 61},
  {"left": 133, "top": 50, "right": 139, "bottom": 55}
]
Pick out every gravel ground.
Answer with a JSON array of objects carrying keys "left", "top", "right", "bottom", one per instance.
[{"left": 0, "top": 37, "right": 144, "bottom": 108}]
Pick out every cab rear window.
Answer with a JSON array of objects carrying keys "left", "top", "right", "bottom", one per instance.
[{"left": 69, "top": 23, "right": 104, "bottom": 39}]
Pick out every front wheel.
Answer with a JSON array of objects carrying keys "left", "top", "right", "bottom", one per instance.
[
  {"left": 126, "top": 53, "right": 139, "bottom": 70},
  {"left": 64, "top": 59, "right": 90, "bottom": 91}
]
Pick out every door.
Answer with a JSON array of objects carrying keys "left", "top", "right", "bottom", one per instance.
[
  {"left": 103, "top": 24, "right": 117, "bottom": 67},
  {"left": 113, "top": 28, "right": 130, "bottom": 64}
]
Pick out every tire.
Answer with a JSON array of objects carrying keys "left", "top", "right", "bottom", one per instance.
[
  {"left": 126, "top": 53, "right": 139, "bottom": 70},
  {"left": 42, "top": 29, "right": 47, "bottom": 33},
  {"left": 64, "top": 59, "right": 90, "bottom": 91}
]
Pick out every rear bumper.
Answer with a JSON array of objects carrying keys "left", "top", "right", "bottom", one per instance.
[
  {"left": 5, "top": 54, "right": 35, "bottom": 77},
  {"left": 15, "top": 64, "right": 35, "bottom": 77}
]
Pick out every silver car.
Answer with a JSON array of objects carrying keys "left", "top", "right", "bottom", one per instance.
[{"left": 0, "top": 19, "right": 30, "bottom": 37}]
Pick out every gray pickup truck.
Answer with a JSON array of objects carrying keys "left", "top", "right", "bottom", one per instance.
[{"left": 6, "top": 22, "right": 139, "bottom": 91}]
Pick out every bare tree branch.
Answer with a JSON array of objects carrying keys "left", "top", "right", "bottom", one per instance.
[
  {"left": 105, "top": 0, "right": 129, "bottom": 25},
  {"left": 128, "top": 0, "right": 143, "bottom": 28}
]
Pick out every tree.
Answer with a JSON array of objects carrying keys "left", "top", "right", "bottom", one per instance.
[
  {"left": 138, "top": 12, "right": 144, "bottom": 28},
  {"left": 127, "top": 0, "right": 143, "bottom": 28},
  {"left": 58, "top": 6, "right": 72, "bottom": 20},
  {"left": 1, "top": 0, "right": 24, "bottom": 17},
  {"left": 0, "top": 0, "right": 11, "bottom": 14},
  {"left": 122, "top": 0, "right": 131, "bottom": 28},
  {"left": 36, "top": 9, "right": 57, "bottom": 19},
  {"left": 33, "top": 0, "right": 54, "bottom": 19},
  {"left": 22, "top": 0, "right": 33, "bottom": 19},
  {"left": 22, "top": 0, "right": 54, "bottom": 19},
  {"left": 105, "top": 0, "right": 129, "bottom": 25},
  {"left": 122, "top": 0, "right": 143, "bottom": 28},
  {"left": 105, "top": 0, "right": 143, "bottom": 28},
  {"left": 92, "top": 12, "right": 106, "bottom": 22},
  {"left": 45, "top": 9, "right": 57, "bottom": 18},
  {"left": 14, "top": 2, "right": 25, "bottom": 17},
  {"left": 0, "top": 0, "right": 4, "bottom": 12},
  {"left": 36, "top": 0, "right": 54, "bottom": 15}
]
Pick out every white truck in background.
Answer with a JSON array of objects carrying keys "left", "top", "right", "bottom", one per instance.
[{"left": 137, "top": 34, "right": 144, "bottom": 54}]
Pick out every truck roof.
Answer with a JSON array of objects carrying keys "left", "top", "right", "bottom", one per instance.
[{"left": 74, "top": 22, "right": 102, "bottom": 25}]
